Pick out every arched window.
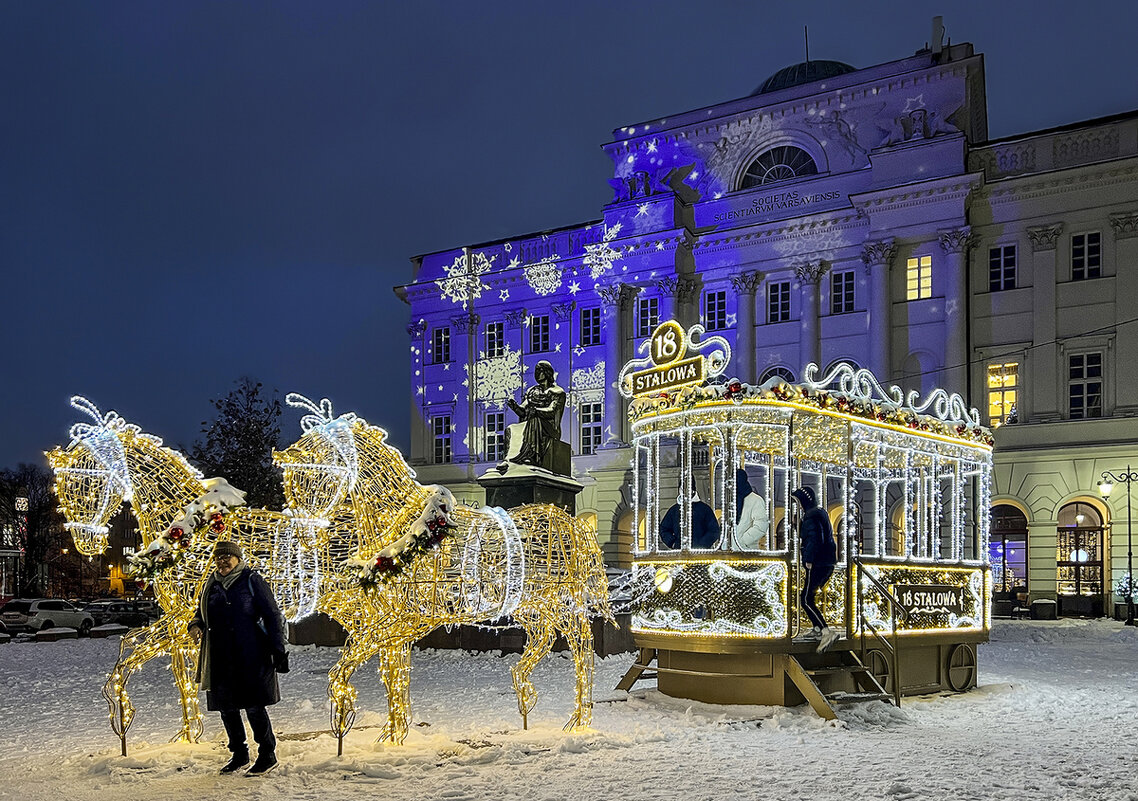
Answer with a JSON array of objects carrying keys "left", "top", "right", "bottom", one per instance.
[
  {"left": 990, "top": 505, "right": 1028, "bottom": 593},
  {"left": 760, "top": 366, "right": 796, "bottom": 384},
  {"left": 1056, "top": 501, "right": 1104, "bottom": 615},
  {"left": 739, "top": 146, "right": 818, "bottom": 189},
  {"left": 824, "top": 358, "right": 860, "bottom": 374}
]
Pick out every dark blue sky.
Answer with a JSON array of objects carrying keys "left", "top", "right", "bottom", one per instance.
[{"left": 3, "top": 1, "right": 1136, "bottom": 467}]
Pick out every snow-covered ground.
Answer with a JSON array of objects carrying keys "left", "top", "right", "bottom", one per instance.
[{"left": 0, "top": 620, "right": 1135, "bottom": 801}]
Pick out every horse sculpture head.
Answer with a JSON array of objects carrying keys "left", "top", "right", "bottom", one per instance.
[
  {"left": 275, "top": 394, "right": 362, "bottom": 527},
  {"left": 46, "top": 397, "right": 144, "bottom": 555}
]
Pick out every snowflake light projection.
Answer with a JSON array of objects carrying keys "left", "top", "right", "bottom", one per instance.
[
  {"left": 524, "top": 255, "right": 563, "bottom": 296},
  {"left": 465, "top": 343, "right": 522, "bottom": 405},
  {"left": 570, "top": 361, "right": 606, "bottom": 408},
  {"left": 436, "top": 250, "right": 496, "bottom": 308},
  {"left": 582, "top": 223, "right": 623, "bottom": 280}
]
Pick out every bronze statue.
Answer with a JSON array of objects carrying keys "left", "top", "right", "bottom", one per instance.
[{"left": 503, "top": 360, "right": 567, "bottom": 472}]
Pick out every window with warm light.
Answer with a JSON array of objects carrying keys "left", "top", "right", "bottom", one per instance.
[
  {"left": 987, "top": 362, "right": 1019, "bottom": 427},
  {"left": 906, "top": 255, "right": 932, "bottom": 300}
]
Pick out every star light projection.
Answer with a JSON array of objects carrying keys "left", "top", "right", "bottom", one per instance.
[{"left": 274, "top": 397, "right": 614, "bottom": 752}]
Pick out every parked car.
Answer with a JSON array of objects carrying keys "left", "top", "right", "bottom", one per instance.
[
  {"left": 0, "top": 598, "right": 95, "bottom": 635},
  {"left": 84, "top": 599, "right": 159, "bottom": 628}
]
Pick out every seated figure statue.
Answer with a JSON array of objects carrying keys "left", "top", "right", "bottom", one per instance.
[{"left": 500, "top": 360, "right": 569, "bottom": 474}]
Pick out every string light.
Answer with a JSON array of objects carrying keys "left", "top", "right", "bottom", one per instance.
[
  {"left": 48, "top": 397, "right": 334, "bottom": 755},
  {"left": 275, "top": 396, "right": 614, "bottom": 752}
]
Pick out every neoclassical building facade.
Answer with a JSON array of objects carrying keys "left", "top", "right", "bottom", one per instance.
[{"left": 396, "top": 35, "right": 1138, "bottom": 616}]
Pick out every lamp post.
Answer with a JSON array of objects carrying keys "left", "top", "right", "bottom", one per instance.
[{"left": 1099, "top": 466, "right": 1137, "bottom": 626}]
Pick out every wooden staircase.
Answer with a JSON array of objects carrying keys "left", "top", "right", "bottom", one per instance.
[{"left": 785, "top": 648, "right": 892, "bottom": 720}]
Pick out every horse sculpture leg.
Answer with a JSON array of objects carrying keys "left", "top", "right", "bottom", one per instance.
[
  {"left": 376, "top": 642, "right": 413, "bottom": 745},
  {"left": 563, "top": 611, "right": 596, "bottom": 731},
  {"left": 511, "top": 620, "right": 555, "bottom": 730},
  {"left": 102, "top": 616, "right": 194, "bottom": 755},
  {"left": 328, "top": 635, "right": 379, "bottom": 756}
]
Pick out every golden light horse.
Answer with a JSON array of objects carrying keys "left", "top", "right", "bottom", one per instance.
[
  {"left": 274, "top": 396, "right": 614, "bottom": 753},
  {"left": 47, "top": 397, "right": 323, "bottom": 755}
]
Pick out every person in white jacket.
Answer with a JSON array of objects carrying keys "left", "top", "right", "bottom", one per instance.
[{"left": 732, "top": 469, "right": 770, "bottom": 549}]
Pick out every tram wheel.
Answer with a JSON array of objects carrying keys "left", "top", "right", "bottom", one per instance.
[
  {"left": 945, "top": 643, "right": 977, "bottom": 692},
  {"left": 865, "top": 649, "right": 891, "bottom": 692}
]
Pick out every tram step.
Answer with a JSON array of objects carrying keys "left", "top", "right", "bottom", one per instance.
[
  {"left": 825, "top": 691, "right": 893, "bottom": 704},
  {"left": 804, "top": 665, "right": 870, "bottom": 677}
]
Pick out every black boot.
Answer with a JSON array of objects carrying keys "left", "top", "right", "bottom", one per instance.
[
  {"left": 246, "top": 752, "right": 278, "bottom": 776},
  {"left": 220, "top": 750, "right": 249, "bottom": 774}
]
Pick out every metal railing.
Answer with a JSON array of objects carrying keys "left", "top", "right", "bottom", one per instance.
[{"left": 852, "top": 557, "right": 911, "bottom": 707}]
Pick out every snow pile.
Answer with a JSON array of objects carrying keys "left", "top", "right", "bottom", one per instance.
[{"left": 0, "top": 620, "right": 1135, "bottom": 800}]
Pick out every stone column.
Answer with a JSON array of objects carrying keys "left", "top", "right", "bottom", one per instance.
[
  {"left": 861, "top": 239, "right": 896, "bottom": 381},
  {"left": 1027, "top": 223, "right": 1063, "bottom": 421},
  {"left": 730, "top": 271, "right": 762, "bottom": 384},
  {"left": 794, "top": 260, "right": 828, "bottom": 372},
  {"left": 1111, "top": 212, "right": 1138, "bottom": 415},
  {"left": 598, "top": 283, "right": 639, "bottom": 446},
  {"left": 939, "top": 227, "right": 976, "bottom": 397},
  {"left": 655, "top": 276, "right": 682, "bottom": 324},
  {"left": 452, "top": 312, "right": 480, "bottom": 474}
]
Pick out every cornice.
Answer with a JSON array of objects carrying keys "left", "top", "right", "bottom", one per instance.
[
  {"left": 980, "top": 161, "right": 1138, "bottom": 206},
  {"left": 848, "top": 173, "right": 984, "bottom": 215},
  {"left": 692, "top": 210, "right": 866, "bottom": 254}
]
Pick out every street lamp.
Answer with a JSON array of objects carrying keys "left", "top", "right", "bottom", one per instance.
[{"left": 1099, "top": 467, "right": 1137, "bottom": 626}]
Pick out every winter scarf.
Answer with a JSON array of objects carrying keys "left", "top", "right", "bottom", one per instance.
[{"left": 196, "top": 560, "right": 247, "bottom": 691}]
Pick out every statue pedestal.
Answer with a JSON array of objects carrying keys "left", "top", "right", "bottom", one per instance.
[{"left": 477, "top": 465, "right": 584, "bottom": 515}]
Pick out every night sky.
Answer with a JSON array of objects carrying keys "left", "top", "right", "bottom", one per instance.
[{"left": 3, "top": 1, "right": 1136, "bottom": 468}]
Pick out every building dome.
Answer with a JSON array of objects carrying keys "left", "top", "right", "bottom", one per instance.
[{"left": 752, "top": 60, "right": 856, "bottom": 95}]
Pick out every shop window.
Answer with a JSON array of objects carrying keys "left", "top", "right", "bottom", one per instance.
[
  {"left": 990, "top": 505, "right": 1028, "bottom": 593},
  {"left": 987, "top": 362, "right": 1019, "bottom": 428},
  {"left": 1056, "top": 502, "right": 1103, "bottom": 600}
]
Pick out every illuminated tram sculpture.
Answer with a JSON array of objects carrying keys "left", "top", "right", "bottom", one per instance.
[{"left": 617, "top": 322, "right": 993, "bottom": 717}]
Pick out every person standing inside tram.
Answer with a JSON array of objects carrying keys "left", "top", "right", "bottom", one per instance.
[
  {"left": 732, "top": 469, "right": 770, "bottom": 549},
  {"left": 792, "top": 486, "right": 839, "bottom": 651}
]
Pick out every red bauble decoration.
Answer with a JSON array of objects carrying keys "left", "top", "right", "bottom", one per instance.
[{"left": 167, "top": 526, "right": 184, "bottom": 541}]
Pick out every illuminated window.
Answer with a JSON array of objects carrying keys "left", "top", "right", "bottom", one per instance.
[
  {"left": 987, "top": 362, "right": 1019, "bottom": 428},
  {"left": 906, "top": 256, "right": 932, "bottom": 300},
  {"left": 580, "top": 307, "right": 601, "bottom": 346},
  {"left": 431, "top": 327, "right": 451, "bottom": 364},
  {"left": 637, "top": 297, "right": 659, "bottom": 338},
  {"left": 830, "top": 270, "right": 855, "bottom": 314},
  {"left": 485, "top": 412, "right": 505, "bottom": 462},
  {"left": 988, "top": 245, "right": 1016, "bottom": 291},
  {"left": 739, "top": 146, "right": 818, "bottom": 189},
  {"left": 1072, "top": 232, "right": 1101, "bottom": 280},
  {"left": 529, "top": 314, "right": 550, "bottom": 353},
  {"left": 431, "top": 415, "right": 452, "bottom": 464},
  {"left": 704, "top": 290, "right": 727, "bottom": 330},
  {"left": 485, "top": 321, "right": 504, "bottom": 358},
  {"left": 1056, "top": 503, "right": 1103, "bottom": 597},
  {"left": 1068, "top": 353, "right": 1103, "bottom": 419},
  {"left": 580, "top": 402, "right": 602, "bottom": 455},
  {"left": 767, "top": 281, "right": 790, "bottom": 323}
]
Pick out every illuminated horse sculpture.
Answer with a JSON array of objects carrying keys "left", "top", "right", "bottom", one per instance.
[
  {"left": 47, "top": 397, "right": 325, "bottom": 755},
  {"left": 274, "top": 396, "right": 614, "bottom": 752}
]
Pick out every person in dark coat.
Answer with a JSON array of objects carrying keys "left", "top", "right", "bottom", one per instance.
[
  {"left": 792, "top": 486, "right": 839, "bottom": 652},
  {"left": 189, "top": 540, "right": 288, "bottom": 775},
  {"left": 659, "top": 492, "right": 722, "bottom": 549}
]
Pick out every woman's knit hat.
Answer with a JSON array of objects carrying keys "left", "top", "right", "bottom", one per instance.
[{"left": 213, "top": 540, "right": 243, "bottom": 559}]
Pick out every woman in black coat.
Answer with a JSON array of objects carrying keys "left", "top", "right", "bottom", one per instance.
[{"left": 189, "top": 540, "right": 288, "bottom": 775}]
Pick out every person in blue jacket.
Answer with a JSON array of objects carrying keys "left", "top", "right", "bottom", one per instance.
[
  {"left": 189, "top": 540, "right": 289, "bottom": 775},
  {"left": 792, "top": 486, "right": 839, "bottom": 651},
  {"left": 659, "top": 491, "right": 721, "bottom": 549}
]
